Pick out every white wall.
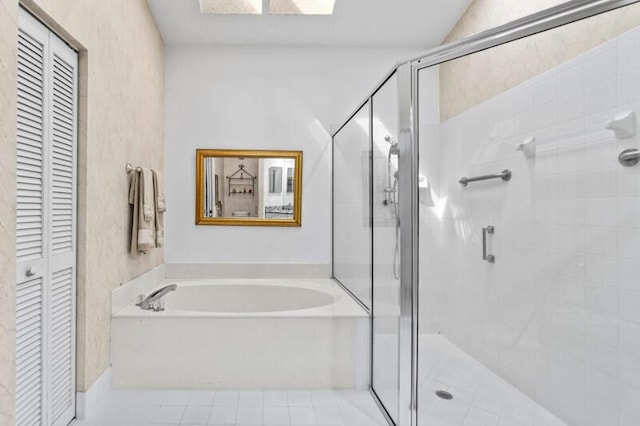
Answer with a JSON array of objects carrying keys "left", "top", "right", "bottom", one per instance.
[
  {"left": 419, "top": 26, "right": 640, "bottom": 426},
  {"left": 165, "top": 46, "right": 418, "bottom": 266}
]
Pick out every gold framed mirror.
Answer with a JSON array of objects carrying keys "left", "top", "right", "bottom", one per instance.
[{"left": 196, "top": 149, "right": 302, "bottom": 226}]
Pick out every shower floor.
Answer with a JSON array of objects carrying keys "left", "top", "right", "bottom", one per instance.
[{"left": 418, "top": 334, "right": 566, "bottom": 426}]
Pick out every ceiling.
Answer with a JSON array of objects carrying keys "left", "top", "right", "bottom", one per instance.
[{"left": 147, "top": 0, "right": 473, "bottom": 47}]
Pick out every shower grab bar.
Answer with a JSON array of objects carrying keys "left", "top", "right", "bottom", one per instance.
[
  {"left": 459, "top": 169, "right": 511, "bottom": 187},
  {"left": 482, "top": 226, "right": 495, "bottom": 263},
  {"left": 618, "top": 149, "right": 640, "bottom": 167}
]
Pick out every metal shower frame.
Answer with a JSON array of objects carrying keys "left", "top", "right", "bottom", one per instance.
[{"left": 331, "top": 1, "right": 640, "bottom": 425}]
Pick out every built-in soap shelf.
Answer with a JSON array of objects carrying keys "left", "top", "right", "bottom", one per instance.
[{"left": 516, "top": 110, "right": 636, "bottom": 159}]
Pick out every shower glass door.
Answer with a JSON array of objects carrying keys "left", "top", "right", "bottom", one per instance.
[
  {"left": 416, "top": 3, "right": 640, "bottom": 425},
  {"left": 371, "top": 73, "right": 402, "bottom": 423}
]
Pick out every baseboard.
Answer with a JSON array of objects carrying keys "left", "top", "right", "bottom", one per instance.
[
  {"left": 75, "top": 368, "right": 111, "bottom": 419},
  {"left": 165, "top": 263, "right": 331, "bottom": 279}
]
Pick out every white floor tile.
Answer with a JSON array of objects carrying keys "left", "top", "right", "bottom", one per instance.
[
  {"left": 181, "top": 405, "right": 212, "bottom": 425},
  {"left": 287, "top": 391, "right": 313, "bottom": 407},
  {"left": 264, "top": 391, "right": 289, "bottom": 406},
  {"left": 289, "top": 406, "right": 317, "bottom": 424},
  {"left": 235, "top": 405, "right": 263, "bottom": 424},
  {"left": 238, "top": 391, "right": 263, "bottom": 406},
  {"left": 213, "top": 391, "right": 239, "bottom": 406},
  {"left": 153, "top": 405, "right": 186, "bottom": 424},
  {"left": 188, "top": 390, "right": 216, "bottom": 406},
  {"left": 208, "top": 405, "right": 237, "bottom": 424}
]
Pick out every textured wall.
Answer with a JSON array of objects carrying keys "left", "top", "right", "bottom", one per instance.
[
  {"left": 4, "top": 0, "right": 165, "bottom": 394},
  {"left": 440, "top": 0, "right": 640, "bottom": 120},
  {"left": 0, "top": 0, "right": 18, "bottom": 423},
  {"left": 165, "top": 46, "right": 418, "bottom": 266}
]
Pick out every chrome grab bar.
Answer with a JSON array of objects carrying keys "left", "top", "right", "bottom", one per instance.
[
  {"left": 482, "top": 226, "right": 495, "bottom": 263},
  {"left": 459, "top": 169, "right": 511, "bottom": 187},
  {"left": 618, "top": 149, "right": 640, "bottom": 167}
]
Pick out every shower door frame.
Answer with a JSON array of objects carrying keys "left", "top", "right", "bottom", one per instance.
[
  {"left": 398, "top": 1, "right": 640, "bottom": 426},
  {"left": 331, "top": 1, "right": 640, "bottom": 425}
]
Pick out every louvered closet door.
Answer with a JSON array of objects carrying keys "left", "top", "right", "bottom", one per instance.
[
  {"left": 47, "top": 28, "right": 77, "bottom": 426},
  {"left": 16, "top": 12, "right": 49, "bottom": 425},
  {"left": 16, "top": 9, "right": 78, "bottom": 426}
]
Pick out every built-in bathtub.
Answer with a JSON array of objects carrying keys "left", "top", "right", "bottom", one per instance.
[{"left": 111, "top": 278, "right": 369, "bottom": 389}]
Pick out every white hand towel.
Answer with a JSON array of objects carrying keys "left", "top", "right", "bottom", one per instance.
[
  {"left": 141, "top": 167, "right": 155, "bottom": 222},
  {"left": 152, "top": 169, "right": 165, "bottom": 248},
  {"left": 152, "top": 168, "right": 166, "bottom": 212}
]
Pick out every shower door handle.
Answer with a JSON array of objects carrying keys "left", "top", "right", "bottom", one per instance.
[{"left": 482, "top": 226, "right": 495, "bottom": 263}]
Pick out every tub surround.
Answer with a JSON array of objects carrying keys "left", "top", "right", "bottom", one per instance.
[
  {"left": 111, "top": 279, "right": 369, "bottom": 389},
  {"left": 165, "top": 263, "right": 331, "bottom": 279},
  {"left": 111, "top": 264, "right": 165, "bottom": 314}
]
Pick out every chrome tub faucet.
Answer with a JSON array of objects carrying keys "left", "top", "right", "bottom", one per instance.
[{"left": 136, "top": 284, "right": 177, "bottom": 311}]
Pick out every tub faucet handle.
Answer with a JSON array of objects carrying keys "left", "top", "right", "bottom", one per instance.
[
  {"left": 151, "top": 299, "right": 165, "bottom": 312},
  {"left": 136, "top": 294, "right": 145, "bottom": 306}
]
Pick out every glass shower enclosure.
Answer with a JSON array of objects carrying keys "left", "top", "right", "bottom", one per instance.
[{"left": 332, "top": 1, "right": 640, "bottom": 425}]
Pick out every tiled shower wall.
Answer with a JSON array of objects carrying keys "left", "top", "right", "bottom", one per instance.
[{"left": 420, "top": 27, "right": 640, "bottom": 425}]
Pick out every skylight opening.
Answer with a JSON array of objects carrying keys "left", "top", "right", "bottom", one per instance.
[
  {"left": 269, "top": 0, "right": 336, "bottom": 15},
  {"left": 198, "top": 0, "right": 262, "bottom": 15}
]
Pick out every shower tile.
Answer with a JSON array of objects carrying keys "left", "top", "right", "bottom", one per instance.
[
  {"left": 585, "top": 79, "right": 618, "bottom": 115},
  {"left": 619, "top": 258, "right": 640, "bottom": 291},
  {"left": 557, "top": 64, "right": 584, "bottom": 98},
  {"left": 618, "top": 67, "right": 640, "bottom": 105},
  {"left": 618, "top": 29, "right": 640, "bottom": 70},
  {"left": 584, "top": 48, "right": 617, "bottom": 87}
]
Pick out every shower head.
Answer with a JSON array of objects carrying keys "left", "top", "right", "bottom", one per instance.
[
  {"left": 389, "top": 142, "right": 399, "bottom": 155},
  {"left": 385, "top": 135, "right": 399, "bottom": 155}
]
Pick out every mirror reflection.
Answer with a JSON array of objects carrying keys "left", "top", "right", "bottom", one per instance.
[{"left": 196, "top": 149, "right": 302, "bottom": 226}]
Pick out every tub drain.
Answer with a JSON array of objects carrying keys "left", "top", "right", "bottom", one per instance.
[{"left": 435, "top": 390, "right": 453, "bottom": 400}]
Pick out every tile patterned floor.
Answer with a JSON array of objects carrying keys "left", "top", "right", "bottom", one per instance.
[
  {"left": 71, "top": 389, "right": 388, "bottom": 426},
  {"left": 72, "top": 336, "right": 570, "bottom": 426}
]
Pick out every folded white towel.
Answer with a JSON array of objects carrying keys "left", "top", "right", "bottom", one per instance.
[
  {"left": 153, "top": 168, "right": 166, "bottom": 213},
  {"left": 141, "top": 167, "right": 155, "bottom": 222},
  {"left": 152, "top": 169, "right": 165, "bottom": 248}
]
